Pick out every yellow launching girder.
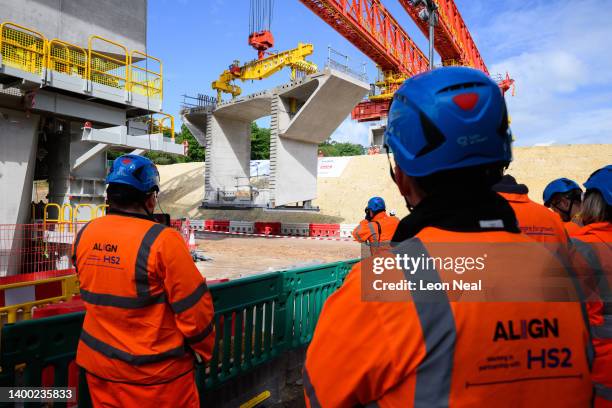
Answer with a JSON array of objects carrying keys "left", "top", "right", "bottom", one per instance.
[
  {"left": 212, "top": 43, "right": 318, "bottom": 101},
  {"left": 368, "top": 70, "right": 408, "bottom": 101}
]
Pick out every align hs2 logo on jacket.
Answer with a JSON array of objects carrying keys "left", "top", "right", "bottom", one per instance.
[
  {"left": 92, "top": 242, "right": 121, "bottom": 265},
  {"left": 493, "top": 318, "right": 573, "bottom": 369},
  {"left": 493, "top": 318, "right": 559, "bottom": 341}
]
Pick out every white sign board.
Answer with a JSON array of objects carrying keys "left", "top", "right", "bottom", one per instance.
[
  {"left": 250, "top": 160, "right": 270, "bottom": 177},
  {"left": 318, "top": 157, "right": 350, "bottom": 178}
]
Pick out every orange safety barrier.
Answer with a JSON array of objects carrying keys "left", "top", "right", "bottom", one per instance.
[{"left": 88, "top": 35, "right": 129, "bottom": 90}]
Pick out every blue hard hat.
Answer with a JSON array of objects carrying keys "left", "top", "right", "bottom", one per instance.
[
  {"left": 584, "top": 165, "right": 612, "bottom": 205},
  {"left": 106, "top": 154, "right": 160, "bottom": 193},
  {"left": 366, "top": 196, "right": 386, "bottom": 212},
  {"left": 542, "top": 178, "right": 582, "bottom": 206},
  {"left": 384, "top": 67, "right": 512, "bottom": 177}
]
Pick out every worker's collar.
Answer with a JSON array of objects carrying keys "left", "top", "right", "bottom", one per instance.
[
  {"left": 107, "top": 208, "right": 153, "bottom": 221},
  {"left": 492, "top": 176, "right": 529, "bottom": 195},
  {"left": 371, "top": 211, "right": 388, "bottom": 222},
  {"left": 391, "top": 189, "right": 520, "bottom": 243},
  {"left": 497, "top": 191, "right": 530, "bottom": 203}
]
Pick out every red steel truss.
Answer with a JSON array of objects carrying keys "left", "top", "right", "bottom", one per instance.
[
  {"left": 397, "top": 0, "right": 487, "bottom": 73},
  {"left": 298, "top": 0, "right": 429, "bottom": 75}
]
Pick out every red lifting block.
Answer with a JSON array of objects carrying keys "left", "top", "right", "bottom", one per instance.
[
  {"left": 254, "top": 222, "right": 281, "bottom": 235},
  {"left": 309, "top": 223, "right": 340, "bottom": 237},
  {"left": 205, "top": 220, "right": 230, "bottom": 232}
]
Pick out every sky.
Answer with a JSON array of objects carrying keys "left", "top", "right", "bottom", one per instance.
[{"left": 147, "top": 0, "right": 612, "bottom": 147}]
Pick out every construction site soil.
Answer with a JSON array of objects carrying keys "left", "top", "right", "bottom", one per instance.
[{"left": 195, "top": 232, "right": 359, "bottom": 280}]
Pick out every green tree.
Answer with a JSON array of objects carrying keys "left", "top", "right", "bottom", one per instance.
[
  {"left": 176, "top": 124, "right": 206, "bottom": 162},
  {"left": 318, "top": 140, "right": 364, "bottom": 157},
  {"left": 251, "top": 122, "right": 271, "bottom": 160}
]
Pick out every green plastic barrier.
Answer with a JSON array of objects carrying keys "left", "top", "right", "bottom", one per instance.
[{"left": 0, "top": 259, "right": 358, "bottom": 406}]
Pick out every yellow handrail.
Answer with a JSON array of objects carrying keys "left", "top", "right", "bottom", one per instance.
[
  {"left": 43, "top": 203, "right": 61, "bottom": 225},
  {"left": 47, "top": 38, "right": 87, "bottom": 77},
  {"left": 88, "top": 35, "right": 129, "bottom": 90},
  {"left": 0, "top": 22, "right": 47, "bottom": 74},
  {"left": 96, "top": 204, "right": 108, "bottom": 218},
  {"left": 74, "top": 203, "right": 94, "bottom": 223},
  {"left": 130, "top": 50, "right": 163, "bottom": 99},
  {"left": 0, "top": 21, "right": 166, "bottom": 105},
  {"left": 60, "top": 203, "right": 73, "bottom": 232}
]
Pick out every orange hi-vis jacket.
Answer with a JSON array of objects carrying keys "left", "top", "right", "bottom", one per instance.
[
  {"left": 498, "top": 192, "right": 569, "bottom": 245},
  {"left": 304, "top": 228, "right": 593, "bottom": 407},
  {"left": 566, "top": 220, "right": 583, "bottom": 236},
  {"left": 352, "top": 212, "right": 400, "bottom": 253},
  {"left": 72, "top": 212, "right": 215, "bottom": 384},
  {"left": 572, "top": 222, "right": 612, "bottom": 406}
]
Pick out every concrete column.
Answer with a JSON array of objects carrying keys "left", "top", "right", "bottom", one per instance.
[
  {"left": 0, "top": 108, "right": 40, "bottom": 275},
  {"left": 269, "top": 94, "right": 318, "bottom": 206},
  {"left": 204, "top": 114, "right": 251, "bottom": 204}
]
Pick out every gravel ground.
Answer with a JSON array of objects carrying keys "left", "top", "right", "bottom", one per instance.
[{"left": 194, "top": 232, "right": 360, "bottom": 280}]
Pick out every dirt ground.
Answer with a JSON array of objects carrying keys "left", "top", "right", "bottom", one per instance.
[
  {"left": 194, "top": 232, "right": 360, "bottom": 280},
  {"left": 158, "top": 144, "right": 612, "bottom": 224}
]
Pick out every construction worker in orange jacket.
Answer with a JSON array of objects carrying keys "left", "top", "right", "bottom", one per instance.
[
  {"left": 493, "top": 174, "right": 569, "bottom": 252},
  {"left": 570, "top": 165, "right": 612, "bottom": 407},
  {"left": 352, "top": 197, "right": 399, "bottom": 255},
  {"left": 544, "top": 178, "right": 583, "bottom": 235},
  {"left": 304, "top": 67, "right": 593, "bottom": 407},
  {"left": 72, "top": 155, "right": 215, "bottom": 407}
]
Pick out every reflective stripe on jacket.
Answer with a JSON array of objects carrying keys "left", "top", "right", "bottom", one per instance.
[
  {"left": 304, "top": 228, "right": 593, "bottom": 407},
  {"left": 73, "top": 213, "right": 215, "bottom": 384},
  {"left": 572, "top": 222, "right": 612, "bottom": 404},
  {"left": 352, "top": 212, "right": 400, "bottom": 255}
]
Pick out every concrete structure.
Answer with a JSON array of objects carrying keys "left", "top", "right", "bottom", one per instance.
[
  {"left": 368, "top": 122, "right": 386, "bottom": 149},
  {"left": 0, "top": 0, "right": 146, "bottom": 53},
  {"left": 0, "top": 1, "right": 184, "bottom": 275},
  {"left": 182, "top": 68, "right": 369, "bottom": 209}
]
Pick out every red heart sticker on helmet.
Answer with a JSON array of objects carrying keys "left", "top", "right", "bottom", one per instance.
[{"left": 453, "top": 92, "right": 479, "bottom": 111}]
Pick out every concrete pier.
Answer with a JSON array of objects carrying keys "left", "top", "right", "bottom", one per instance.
[{"left": 182, "top": 68, "right": 369, "bottom": 209}]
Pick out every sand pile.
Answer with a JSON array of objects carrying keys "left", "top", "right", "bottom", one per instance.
[{"left": 158, "top": 144, "right": 611, "bottom": 224}]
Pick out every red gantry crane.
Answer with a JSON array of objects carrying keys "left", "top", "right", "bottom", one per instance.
[{"left": 298, "top": 0, "right": 514, "bottom": 122}]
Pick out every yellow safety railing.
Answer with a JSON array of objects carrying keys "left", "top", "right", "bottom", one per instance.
[
  {"left": 88, "top": 35, "right": 129, "bottom": 90},
  {"left": 0, "top": 20, "right": 166, "bottom": 102},
  {"left": 96, "top": 204, "right": 109, "bottom": 218},
  {"left": 43, "top": 203, "right": 61, "bottom": 225},
  {"left": 0, "top": 22, "right": 46, "bottom": 74},
  {"left": 0, "top": 274, "right": 80, "bottom": 325},
  {"left": 74, "top": 203, "right": 95, "bottom": 224},
  {"left": 130, "top": 50, "right": 162, "bottom": 99},
  {"left": 148, "top": 113, "right": 175, "bottom": 141},
  {"left": 47, "top": 38, "right": 87, "bottom": 77},
  {"left": 60, "top": 203, "right": 73, "bottom": 232}
]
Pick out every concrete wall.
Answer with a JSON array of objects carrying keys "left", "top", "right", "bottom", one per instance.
[{"left": 0, "top": 0, "right": 146, "bottom": 52}]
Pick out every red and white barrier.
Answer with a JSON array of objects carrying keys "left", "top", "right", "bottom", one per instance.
[{"left": 195, "top": 229, "right": 353, "bottom": 241}]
